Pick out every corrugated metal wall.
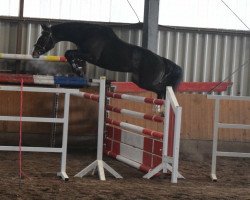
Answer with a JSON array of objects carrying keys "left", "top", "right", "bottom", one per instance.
[
  {"left": 0, "top": 21, "right": 18, "bottom": 53},
  {"left": 0, "top": 21, "right": 249, "bottom": 96},
  {"left": 157, "top": 28, "right": 250, "bottom": 96}
]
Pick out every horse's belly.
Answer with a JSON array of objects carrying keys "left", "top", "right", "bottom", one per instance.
[{"left": 98, "top": 54, "right": 133, "bottom": 72}]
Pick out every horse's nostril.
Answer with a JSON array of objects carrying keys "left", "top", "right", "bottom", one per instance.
[{"left": 32, "top": 51, "right": 40, "bottom": 58}]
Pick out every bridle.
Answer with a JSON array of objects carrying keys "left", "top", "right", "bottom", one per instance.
[{"left": 34, "top": 29, "right": 56, "bottom": 54}]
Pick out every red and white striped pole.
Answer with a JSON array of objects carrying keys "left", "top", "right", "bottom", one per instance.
[
  {"left": 106, "top": 105, "right": 164, "bottom": 123},
  {"left": 106, "top": 118, "right": 163, "bottom": 139},
  {"left": 72, "top": 91, "right": 99, "bottom": 102},
  {"left": 106, "top": 92, "right": 164, "bottom": 105}
]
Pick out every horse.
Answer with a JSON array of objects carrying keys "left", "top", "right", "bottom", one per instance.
[{"left": 32, "top": 22, "right": 183, "bottom": 98}]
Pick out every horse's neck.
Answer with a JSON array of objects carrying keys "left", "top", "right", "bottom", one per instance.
[{"left": 51, "top": 25, "right": 78, "bottom": 43}]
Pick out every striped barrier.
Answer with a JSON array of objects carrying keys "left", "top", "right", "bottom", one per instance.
[
  {"left": 106, "top": 118, "right": 163, "bottom": 138},
  {"left": 104, "top": 88, "right": 183, "bottom": 183},
  {"left": 0, "top": 53, "right": 67, "bottom": 62},
  {"left": 0, "top": 53, "right": 89, "bottom": 87},
  {"left": 106, "top": 105, "right": 164, "bottom": 123},
  {"left": 0, "top": 73, "right": 88, "bottom": 87},
  {"left": 106, "top": 91, "right": 165, "bottom": 105},
  {"left": 73, "top": 90, "right": 100, "bottom": 101},
  {"left": 72, "top": 82, "right": 183, "bottom": 183},
  {"left": 103, "top": 81, "right": 232, "bottom": 182}
]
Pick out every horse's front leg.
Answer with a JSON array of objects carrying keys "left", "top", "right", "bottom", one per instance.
[{"left": 65, "top": 50, "right": 87, "bottom": 76}]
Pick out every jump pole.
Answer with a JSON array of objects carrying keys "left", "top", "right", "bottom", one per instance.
[
  {"left": 74, "top": 77, "right": 122, "bottom": 180},
  {"left": 0, "top": 53, "right": 67, "bottom": 62}
]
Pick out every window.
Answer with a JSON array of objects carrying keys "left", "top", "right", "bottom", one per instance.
[
  {"left": 159, "top": 0, "right": 250, "bottom": 30},
  {"left": 23, "top": 0, "right": 144, "bottom": 23},
  {"left": 0, "top": 0, "right": 20, "bottom": 17}
]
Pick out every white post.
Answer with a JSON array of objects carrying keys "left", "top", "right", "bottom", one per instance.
[
  {"left": 57, "top": 92, "right": 70, "bottom": 181},
  {"left": 211, "top": 98, "right": 220, "bottom": 181},
  {"left": 162, "top": 88, "right": 171, "bottom": 173},
  {"left": 171, "top": 106, "right": 182, "bottom": 183},
  {"left": 97, "top": 77, "right": 106, "bottom": 160},
  {"left": 74, "top": 77, "right": 122, "bottom": 180}
]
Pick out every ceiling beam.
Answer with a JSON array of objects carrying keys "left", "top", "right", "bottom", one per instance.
[{"left": 142, "top": 0, "right": 160, "bottom": 53}]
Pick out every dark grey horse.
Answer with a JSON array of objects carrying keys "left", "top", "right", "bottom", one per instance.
[{"left": 32, "top": 22, "right": 182, "bottom": 98}]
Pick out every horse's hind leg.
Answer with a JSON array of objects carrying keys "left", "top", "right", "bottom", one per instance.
[{"left": 64, "top": 50, "right": 86, "bottom": 76}]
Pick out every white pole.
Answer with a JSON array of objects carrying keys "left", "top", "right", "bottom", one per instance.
[
  {"left": 171, "top": 106, "right": 182, "bottom": 183},
  {"left": 97, "top": 77, "right": 106, "bottom": 160},
  {"left": 0, "top": 53, "right": 66, "bottom": 62},
  {"left": 162, "top": 87, "right": 171, "bottom": 173},
  {"left": 58, "top": 93, "right": 70, "bottom": 180},
  {"left": 211, "top": 98, "right": 220, "bottom": 181},
  {"left": 74, "top": 76, "right": 122, "bottom": 180}
]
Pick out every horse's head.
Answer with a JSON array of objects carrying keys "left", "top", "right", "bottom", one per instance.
[{"left": 32, "top": 24, "right": 56, "bottom": 58}]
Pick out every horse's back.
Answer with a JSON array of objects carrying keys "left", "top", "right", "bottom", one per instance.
[{"left": 53, "top": 22, "right": 117, "bottom": 41}]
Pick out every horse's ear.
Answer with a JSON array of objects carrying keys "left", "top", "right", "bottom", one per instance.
[{"left": 41, "top": 24, "right": 50, "bottom": 31}]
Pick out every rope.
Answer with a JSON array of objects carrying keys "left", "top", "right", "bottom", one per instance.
[
  {"left": 208, "top": 59, "right": 250, "bottom": 94},
  {"left": 19, "top": 78, "right": 24, "bottom": 187},
  {"left": 126, "top": 0, "right": 141, "bottom": 23},
  {"left": 208, "top": 1, "right": 250, "bottom": 95},
  {"left": 220, "top": 0, "right": 250, "bottom": 30}
]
